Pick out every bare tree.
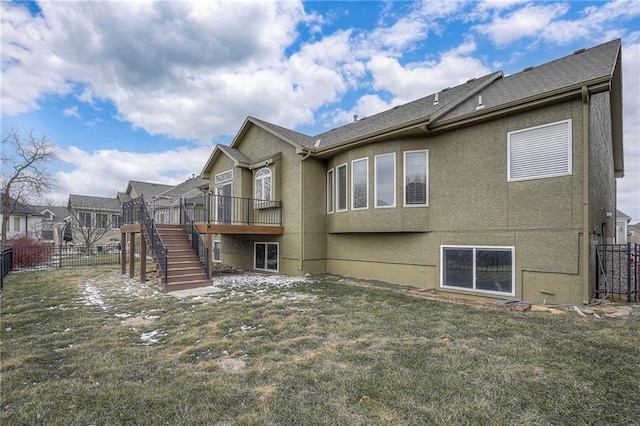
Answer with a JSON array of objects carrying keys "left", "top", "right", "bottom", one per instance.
[
  {"left": 1, "top": 128, "right": 57, "bottom": 248},
  {"left": 67, "top": 211, "right": 119, "bottom": 252}
]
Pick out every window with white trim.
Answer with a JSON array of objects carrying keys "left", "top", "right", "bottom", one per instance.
[
  {"left": 336, "top": 163, "right": 347, "bottom": 212},
  {"left": 351, "top": 158, "right": 368, "bottom": 210},
  {"left": 508, "top": 119, "right": 571, "bottom": 182},
  {"left": 213, "top": 240, "right": 221, "bottom": 262},
  {"left": 327, "top": 169, "right": 334, "bottom": 214},
  {"left": 255, "top": 168, "right": 272, "bottom": 201},
  {"left": 254, "top": 242, "right": 278, "bottom": 272},
  {"left": 215, "top": 169, "right": 233, "bottom": 184},
  {"left": 12, "top": 217, "right": 20, "bottom": 232},
  {"left": 404, "top": 150, "right": 428, "bottom": 206},
  {"left": 79, "top": 212, "right": 92, "bottom": 227},
  {"left": 441, "top": 246, "right": 515, "bottom": 296},
  {"left": 95, "top": 213, "right": 108, "bottom": 228},
  {"left": 375, "top": 153, "right": 396, "bottom": 208}
]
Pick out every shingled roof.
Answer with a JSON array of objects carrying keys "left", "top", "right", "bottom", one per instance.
[
  {"left": 0, "top": 198, "right": 43, "bottom": 216},
  {"left": 32, "top": 205, "right": 72, "bottom": 221},
  {"left": 156, "top": 176, "right": 208, "bottom": 200},
  {"left": 203, "top": 39, "right": 622, "bottom": 176},
  {"left": 126, "top": 180, "right": 175, "bottom": 199},
  {"left": 68, "top": 194, "right": 121, "bottom": 212},
  {"left": 434, "top": 39, "right": 622, "bottom": 125}
]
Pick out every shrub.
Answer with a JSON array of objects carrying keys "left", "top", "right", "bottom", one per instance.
[{"left": 10, "top": 237, "right": 52, "bottom": 268}]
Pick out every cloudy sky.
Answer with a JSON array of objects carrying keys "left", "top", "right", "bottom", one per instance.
[{"left": 2, "top": 0, "right": 639, "bottom": 220}]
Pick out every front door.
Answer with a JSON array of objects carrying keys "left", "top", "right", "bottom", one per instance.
[{"left": 216, "top": 183, "right": 232, "bottom": 224}]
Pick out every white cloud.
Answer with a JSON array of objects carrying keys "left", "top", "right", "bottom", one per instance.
[
  {"left": 1, "top": 0, "right": 309, "bottom": 142},
  {"left": 62, "top": 106, "right": 80, "bottom": 119},
  {"left": 473, "top": 2, "right": 570, "bottom": 46},
  {"left": 53, "top": 144, "right": 214, "bottom": 202},
  {"left": 366, "top": 39, "right": 491, "bottom": 104},
  {"left": 543, "top": 0, "right": 640, "bottom": 45},
  {"left": 617, "top": 40, "right": 640, "bottom": 222}
]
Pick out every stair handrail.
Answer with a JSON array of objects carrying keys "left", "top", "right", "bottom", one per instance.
[
  {"left": 180, "top": 198, "right": 210, "bottom": 280},
  {"left": 123, "top": 195, "right": 168, "bottom": 285}
]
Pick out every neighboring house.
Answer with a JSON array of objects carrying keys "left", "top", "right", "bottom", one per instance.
[
  {"left": 125, "top": 180, "right": 175, "bottom": 202},
  {"left": 147, "top": 176, "right": 208, "bottom": 224},
  {"left": 68, "top": 194, "right": 122, "bottom": 246},
  {"left": 616, "top": 210, "right": 632, "bottom": 244},
  {"left": 126, "top": 39, "right": 624, "bottom": 304},
  {"left": 0, "top": 199, "right": 43, "bottom": 243},
  {"left": 31, "top": 205, "right": 72, "bottom": 244},
  {"left": 628, "top": 223, "right": 640, "bottom": 245}
]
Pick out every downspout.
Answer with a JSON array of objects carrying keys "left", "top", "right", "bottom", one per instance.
[
  {"left": 299, "top": 149, "right": 312, "bottom": 272},
  {"left": 581, "top": 86, "right": 591, "bottom": 304}
]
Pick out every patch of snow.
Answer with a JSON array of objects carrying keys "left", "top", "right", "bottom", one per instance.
[
  {"left": 82, "top": 279, "right": 109, "bottom": 311},
  {"left": 139, "top": 330, "right": 164, "bottom": 345}
]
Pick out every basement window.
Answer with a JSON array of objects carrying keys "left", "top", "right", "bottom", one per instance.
[
  {"left": 440, "top": 246, "right": 515, "bottom": 296},
  {"left": 254, "top": 242, "right": 278, "bottom": 272},
  {"left": 213, "top": 240, "right": 221, "bottom": 262}
]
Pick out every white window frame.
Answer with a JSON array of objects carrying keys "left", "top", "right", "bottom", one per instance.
[
  {"left": 254, "top": 242, "right": 279, "bottom": 272},
  {"left": 79, "top": 212, "right": 92, "bottom": 227},
  {"left": 374, "top": 153, "right": 396, "bottom": 208},
  {"left": 440, "top": 245, "right": 515, "bottom": 297},
  {"left": 12, "top": 216, "right": 21, "bottom": 232},
  {"left": 336, "top": 163, "right": 348, "bottom": 213},
  {"left": 351, "top": 157, "right": 369, "bottom": 210},
  {"left": 507, "top": 119, "right": 572, "bottom": 182},
  {"left": 254, "top": 167, "right": 272, "bottom": 201},
  {"left": 327, "top": 168, "right": 334, "bottom": 214},
  {"left": 403, "top": 150, "right": 429, "bottom": 207},
  {"left": 215, "top": 169, "right": 233, "bottom": 184},
  {"left": 95, "top": 213, "right": 108, "bottom": 229},
  {"left": 213, "top": 240, "right": 221, "bottom": 262}
]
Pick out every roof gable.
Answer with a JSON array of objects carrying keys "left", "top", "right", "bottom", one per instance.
[
  {"left": 126, "top": 180, "right": 175, "bottom": 199},
  {"left": 156, "top": 176, "right": 208, "bottom": 199},
  {"left": 433, "top": 39, "right": 622, "bottom": 126},
  {"left": 68, "top": 194, "right": 121, "bottom": 211},
  {"left": 0, "top": 198, "right": 43, "bottom": 216}
]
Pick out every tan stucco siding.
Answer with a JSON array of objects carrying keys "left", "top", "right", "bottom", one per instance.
[
  {"left": 429, "top": 121, "right": 508, "bottom": 231},
  {"left": 327, "top": 138, "right": 430, "bottom": 233},
  {"left": 324, "top": 100, "right": 589, "bottom": 303},
  {"left": 589, "top": 92, "right": 616, "bottom": 242}
]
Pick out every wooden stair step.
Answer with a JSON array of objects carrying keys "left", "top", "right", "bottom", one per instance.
[{"left": 165, "top": 279, "right": 212, "bottom": 291}]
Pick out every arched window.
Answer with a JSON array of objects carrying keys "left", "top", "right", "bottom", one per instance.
[{"left": 255, "top": 168, "right": 272, "bottom": 200}]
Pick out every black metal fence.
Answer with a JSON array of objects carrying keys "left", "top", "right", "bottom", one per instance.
[
  {"left": 209, "top": 194, "right": 282, "bottom": 226},
  {"left": 1, "top": 247, "right": 13, "bottom": 291},
  {"left": 596, "top": 243, "right": 639, "bottom": 302},
  {"left": 8, "top": 244, "right": 123, "bottom": 273}
]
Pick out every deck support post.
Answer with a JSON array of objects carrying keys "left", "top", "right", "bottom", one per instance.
[
  {"left": 129, "top": 232, "right": 135, "bottom": 279},
  {"left": 140, "top": 232, "right": 147, "bottom": 283},
  {"left": 121, "top": 232, "right": 126, "bottom": 275}
]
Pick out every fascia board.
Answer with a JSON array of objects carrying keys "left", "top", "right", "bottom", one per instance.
[{"left": 427, "top": 77, "right": 611, "bottom": 132}]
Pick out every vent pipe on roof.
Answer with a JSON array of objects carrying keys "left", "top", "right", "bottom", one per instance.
[
  {"left": 353, "top": 114, "right": 358, "bottom": 122},
  {"left": 433, "top": 93, "right": 439, "bottom": 106},
  {"left": 475, "top": 95, "right": 485, "bottom": 110}
]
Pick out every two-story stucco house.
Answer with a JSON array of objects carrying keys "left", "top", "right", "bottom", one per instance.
[
  {"left": 124, "top": 39, "right": 624, "bottom": 304},
  {"left": 0, "top": 198, "right": 43, "bottom": 244}
]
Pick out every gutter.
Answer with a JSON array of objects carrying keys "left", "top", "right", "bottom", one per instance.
[
  {"left": 581, "top": 86, "right": 591, "bottom": 304},
  {"left": 298, "top": 149, "right": 312, "bottom": 272},
  {"left": 428, "top": 77, "right": 611, "bottom": 132}
]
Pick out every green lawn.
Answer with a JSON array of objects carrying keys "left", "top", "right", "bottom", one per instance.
[{"left": 1, "top": 268, "right": 640, "bottom": 425}]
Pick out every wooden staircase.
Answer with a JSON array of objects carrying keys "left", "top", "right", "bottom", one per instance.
[{"left": 154, "top": 224, "right": 211, "bottom": 291}]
